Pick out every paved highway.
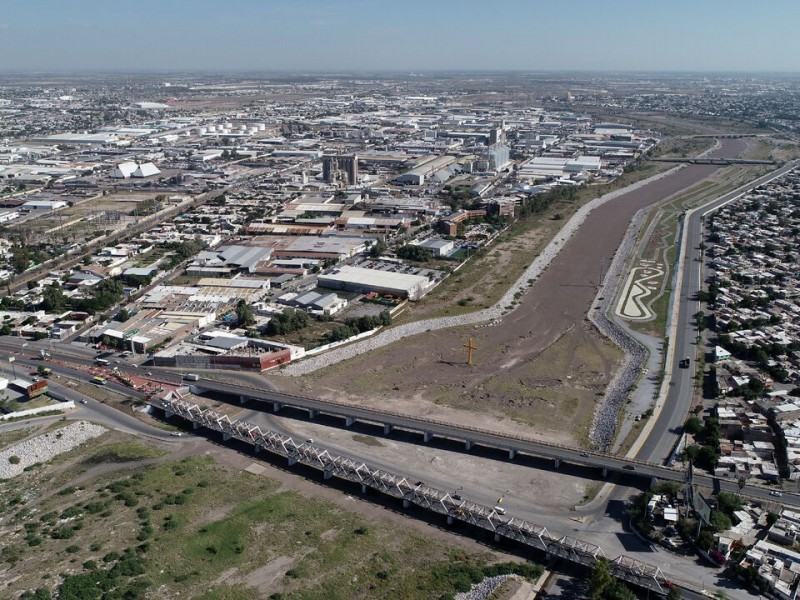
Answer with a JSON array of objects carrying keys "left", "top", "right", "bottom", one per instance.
[
  {"left": 2, "top": 334, "right": 797, "bottom": 510},
  {"left": 637, "top": 160, "right": 799, "bottom": 463}
]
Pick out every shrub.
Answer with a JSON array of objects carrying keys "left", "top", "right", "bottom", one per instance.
[
  {"left": 8, "top": 455, "right": 20, "bottom": 465},
  {"left": 50, "top": 526, "right": 75, "bottom": 540}
]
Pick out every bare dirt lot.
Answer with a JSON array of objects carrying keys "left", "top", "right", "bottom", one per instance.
[{"left": 277, "top": 139, "right": 746, "bottom": 447}]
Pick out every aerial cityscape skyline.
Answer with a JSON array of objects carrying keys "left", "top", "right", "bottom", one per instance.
[
  {"left": 3, "top": 3, "right": 800, "bottom": 598},
  {"left": 2, "top": 0, "right": 800, "bottom": 73}
]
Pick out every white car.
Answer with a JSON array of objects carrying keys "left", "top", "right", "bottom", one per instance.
[
  {"left": 170, "top": 432, "right": 183, "bottom": 437},
  {"left": 770, "top": 491, "right": 783, "bottom": 498},
  {"left": 79, "top": 399, "right": 88, "bottom": 404}
]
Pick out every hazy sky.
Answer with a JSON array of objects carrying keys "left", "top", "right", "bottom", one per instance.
[{"left": 1, "top": 0, "right": 798, "bottom": 73}]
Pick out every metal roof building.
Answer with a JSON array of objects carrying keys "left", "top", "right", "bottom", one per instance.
[{"left": 318, "top": 265, "right": 431, "bottom": 300}]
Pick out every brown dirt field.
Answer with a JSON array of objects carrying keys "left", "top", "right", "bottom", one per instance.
[{"left": 276, "top": 140, "right": 746, "bottom": 447}]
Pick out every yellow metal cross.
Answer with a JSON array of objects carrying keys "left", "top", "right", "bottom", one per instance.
[{"left": 463, "top": 337, "right": 478, "bottom": 366}]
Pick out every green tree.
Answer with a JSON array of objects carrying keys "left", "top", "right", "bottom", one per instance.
[
  {"left": 697, "top": 529, "right": 714, "bottom": 550},
  {"left": 684, "top": 444, "right": 701, "bottom": 462},
  {"left": 710, "top": 510, "right": 732, "bottom": 532},
  {"left": 40, "top": 283, "right": 67, "bottom": 313},
  {"left": 716, "top": 491, "right": 742, "bottom": 516},
  {"left": 235, "top": 299, "right": 256, "bottom": 327},
  {"left": 396, "top": 244, "right": 433, "bottom": 262},
  {"left": 10, "top": 246, "right": 32, "bottom": 273},
  {"left": 667, "top": 585, "right": 682, "bottom": 600},
  {"left": 369, "top": 240, "right": 388, "bottom": 258},
  {"left": 697, "top": 445, "right": 720, "bottom": 469},
  {"left": 684, "top": 416, "right": 703, "bottom": 435},
  {"left": 588, "top": 558, "right": 614, "bottom": 600},
  {"left": 117, "top": 308, "right": 130, "bottom": 322}
]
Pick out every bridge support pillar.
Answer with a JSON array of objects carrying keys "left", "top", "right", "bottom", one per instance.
[
  {"left": 602, "top": 467, "right": 608, "bottom": 478},
  {"left": 239, "top": 395, "right": 247, "bottom": 405},
  {"left": 447, "top": 516, "right": 454, "bottom": 525},
  {"left": 508, "top": 449, "right": 517, "bottom": 460},
  {"left": 309, "top": 409, "right": 318, "bottom": 419},
  {"left": 192, "top": 422, "right": 200, "bottom": 430},
  {"left": 254, "top": 445, "right": 260, "bottom": 454},
  {"left": 554, "top": 458, "right": 561, "bottom": 469},
  {"left": 402, "top": 499, "right": 410, "bottom": 508},
  {"left": 423, "top": 431, "right": 432, "bottom": 443},
  {"left": 465, "top": 440, "right": 473, "bottom": 451},
  {"left": 361, "top": 484, "right": 368, "bottom": 494},
  {"left": 273, "top": 402, "right": 283, "bottom": 413},
  {"left": 383, "top": 423, "right": 393, "bottom": 435},
  {"left": 345, "top": 416, "right": 355, "bottom": 427},
  {"left": 651, "top": 477, "right": 658, "bottom": 489},
  {"left": 164, "top": 410, "right": 174, "bottom": 419},
  {"left": 494, "top": 533, "right": 501, "bottom": 543},
  {"left": 288, "top": 456, "right": 297, "bottom": 467},
  {"left": 222, "top": 433, "right": 231, "bottom": 442},
  {"left": 324, "top": 470, "right": 332, "bottom": 480}
]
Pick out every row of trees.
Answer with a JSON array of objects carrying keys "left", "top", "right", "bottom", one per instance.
[
  {"left": 518, "top": 184, "right": 577, "bottom": 220},
  {"left": 396, "top": 244, "right": 433, "bottom": 262},
  {"left": 265, "top": 309, "right": 310, "bottom": 336},
  {"left": 328, "top": 312, "right": 392, "bottom": 342},
  {"left": 38, "top": 278, "right": 125, "bottom": 315}
]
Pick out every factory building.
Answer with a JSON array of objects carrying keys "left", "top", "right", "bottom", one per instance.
[
  {"left": 317, "top": 265, "right": 432, "bottom": 300},
  {"left": 393, "top": 155, "right": 457, "bottom": 186},
  {"left": 322, "top": 154, "right": 359, "bottom": 185},
  {"left": 152, "top": 336, "right": 299, "bottom": 372}
]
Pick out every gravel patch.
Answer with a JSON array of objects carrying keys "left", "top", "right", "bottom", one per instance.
[
  {"left": 0, "top": 421, "right": 107, "bottom": 480},
  {"left": 282, "top": 168, "right": 681, "bottom": 377},
  {"left": 454, "top": 575, "right": 515, "bottom": 600}
]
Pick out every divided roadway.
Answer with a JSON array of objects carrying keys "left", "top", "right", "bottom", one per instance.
[{"left": 636, "top": 159, "right": 800, "bottom": 463}]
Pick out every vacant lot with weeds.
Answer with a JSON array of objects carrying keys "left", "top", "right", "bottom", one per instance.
[{"left": 0, "top": 430, "right": 541, "bottom": 600}]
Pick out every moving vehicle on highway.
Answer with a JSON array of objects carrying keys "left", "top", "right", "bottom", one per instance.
[
  {"left": 679, "top": 357, "right": 691, "bottom": 368},
  {"left": 95, "top": 358, "right": 110, "bottom": 366},
  {"left": 184, "top": 373, "right": 200, "bottom": 381},
  {"left": 91, "top": 376, "right": 107, "bottom": 385}
]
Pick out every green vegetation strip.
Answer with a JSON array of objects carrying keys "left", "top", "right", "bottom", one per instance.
[{"left": 1, "top": 447, "right": 542, "bottom": 600}]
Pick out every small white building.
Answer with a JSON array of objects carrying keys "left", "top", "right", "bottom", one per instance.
[
  {"left": 419, "top": 237, "right": 455, "bottom": 257},
  {"left": 714, "top": 346, "right": 733, "bottom": 362},
  {"left": 132, "top": 162, "right": 161, "bottom": 178},
  {"left": 22, "top": 200, "right": 68, "bottom": 211},
  {"left": 111, "top": 161, "right": 138, "bottom": 179}
]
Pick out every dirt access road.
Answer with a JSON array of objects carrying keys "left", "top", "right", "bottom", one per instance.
[{"left": 277, "top": 139, "right": 746, "bottom": 447}]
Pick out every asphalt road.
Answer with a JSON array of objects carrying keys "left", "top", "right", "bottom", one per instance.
[
  {"left": 1, "top": 327, "right": 796, "bottom": 509},
  {"left": 637, "top": 160, "right": 800, "bottom": 463}
]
